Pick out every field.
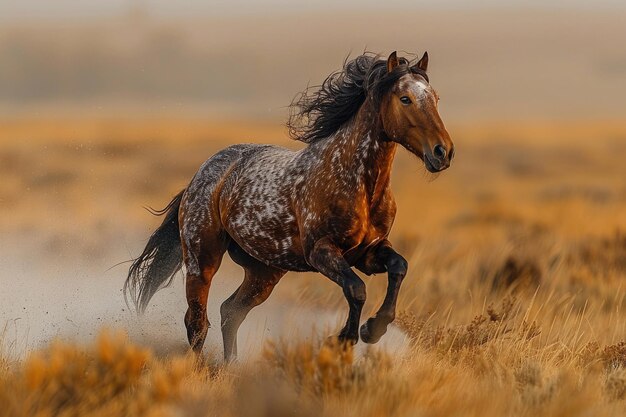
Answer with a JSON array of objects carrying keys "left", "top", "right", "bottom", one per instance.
[{"left": 0, "top": 116, "right": 625, "bottom": 416}]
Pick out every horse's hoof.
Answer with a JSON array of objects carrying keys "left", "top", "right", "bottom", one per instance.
[
  {"left": 327, "top": 333, "right": 358, "bottom": 348},
  {"left": 360, "top": 318, "right": 386, "bottom": 344}
]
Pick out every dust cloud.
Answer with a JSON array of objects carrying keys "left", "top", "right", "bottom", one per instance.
[{"left": 0, "top": 237, "right": 409, "bottom": 361}]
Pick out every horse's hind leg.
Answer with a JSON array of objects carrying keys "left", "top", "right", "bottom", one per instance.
[
  {"left": 182, "top": 232, "right": 228, "bottom": 353},
  {"left": 184, "top": 262, "right": 221, "bottom": 352},
  {"left": 221, "top": 247, "right": 285, "bottom": 361}
]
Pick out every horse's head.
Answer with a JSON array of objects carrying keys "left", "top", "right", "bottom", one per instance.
[{"left": 380, "top": 51, "right": 454, "bottom": 173}]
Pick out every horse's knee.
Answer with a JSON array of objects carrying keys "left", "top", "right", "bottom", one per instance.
[{"left": 387, "top": 254, "right": 408, "bottom": 278}]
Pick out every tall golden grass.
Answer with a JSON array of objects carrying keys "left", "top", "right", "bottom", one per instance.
[
  {"left": 1, "top": 303, "right": 625, "bottom": 417},
  {"left": 0, "top": 118, "right": 625, "bottom": 416}
]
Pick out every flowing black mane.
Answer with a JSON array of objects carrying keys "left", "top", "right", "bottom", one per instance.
[{"left": 288, "top": 53, "right": 428, "bottom": 143}]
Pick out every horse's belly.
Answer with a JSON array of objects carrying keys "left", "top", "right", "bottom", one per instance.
[
  {"left": 230, "top": 234, "right": 312, "bottom": 272},
  {"left": 223, "top": 208, "right": 312, "bottom": 271},
  {"left": 261, "top": 252, "right": 312, "bottom": 272}
]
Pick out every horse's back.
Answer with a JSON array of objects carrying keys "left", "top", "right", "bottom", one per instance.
[{"left": 187, "top": 143, "right": 290, "bottom": 190}]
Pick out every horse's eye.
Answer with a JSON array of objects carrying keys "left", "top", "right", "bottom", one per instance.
[{"left": 399, "top": 96, "right": 412, "bottom": 105}]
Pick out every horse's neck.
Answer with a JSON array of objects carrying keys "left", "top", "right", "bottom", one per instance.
[{"left": 320, "top": 106, "right": 396, "bottom": 201}]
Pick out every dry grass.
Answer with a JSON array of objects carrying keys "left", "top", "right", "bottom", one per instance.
[
  {"left": 1, "top": 317, "right": 625, "bottom": 416},
  {"left": 1, "top": 117, "right": 625, "bottom": 416}
]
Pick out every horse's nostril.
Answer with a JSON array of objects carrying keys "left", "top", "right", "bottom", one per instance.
[{"left": 433, "top": 144, "right": 446, "bottom": 160}]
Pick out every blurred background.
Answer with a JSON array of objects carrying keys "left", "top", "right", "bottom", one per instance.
[
  {"left": 2, "top": 1, "right": 626, "bottom": 120},
  {"left": 1, "top": 1, "right": 625, "bottom": 356}
]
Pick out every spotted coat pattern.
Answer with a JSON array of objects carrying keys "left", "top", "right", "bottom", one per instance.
[{"left": 179, "top": 103, "right": 398, "bottom": 276}]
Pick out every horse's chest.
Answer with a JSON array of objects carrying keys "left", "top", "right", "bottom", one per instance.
[{"left": 329, "top": 203, "right": 392, "bottom": 259}]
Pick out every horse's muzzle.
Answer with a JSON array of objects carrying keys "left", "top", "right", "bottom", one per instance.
[{"left": 424, "top": 152, "right": 451, "bottom": 173}]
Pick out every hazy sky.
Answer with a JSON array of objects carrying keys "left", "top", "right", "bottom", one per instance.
[{"left": 2, "top": 0, "right": 625, "bottom": 21}]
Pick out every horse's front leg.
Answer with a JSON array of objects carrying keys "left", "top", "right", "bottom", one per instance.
[
  {"left": 356, "top": 240, "right": 408, "bottom": 344},
  {"left": 307, "top": 237, "right": 366, "bottom": 344}
]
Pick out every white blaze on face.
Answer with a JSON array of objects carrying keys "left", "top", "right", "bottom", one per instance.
[
  {"left": 414, "top": 81, "right": 429, "bottom": 98},
  {"left": 399, "top": 75, "right": 433, "bottom": 103}
]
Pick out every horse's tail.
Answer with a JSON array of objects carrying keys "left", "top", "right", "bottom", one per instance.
[{"left": 125, "top": 190, "right": 185, "bottom": 314}]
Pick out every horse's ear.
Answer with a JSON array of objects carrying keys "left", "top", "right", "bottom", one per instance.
[
  {"left": 415, "top": 51, "right": 429, "bottom": 72},
  {"left": 387, "top": 51, "right": 400, "bottom": 73}
]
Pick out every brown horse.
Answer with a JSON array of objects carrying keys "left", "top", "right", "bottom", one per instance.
[{"left": 125, "top": 51, "right": 454, "bottom": 361}]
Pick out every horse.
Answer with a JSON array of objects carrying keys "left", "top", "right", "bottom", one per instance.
[{"left": 125, "top": 51, "right": 454, "bottom": 361}]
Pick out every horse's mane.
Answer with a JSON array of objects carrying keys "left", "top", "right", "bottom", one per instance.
[{"left": 288, "top": 52, "right": 428, "bottom": 144}]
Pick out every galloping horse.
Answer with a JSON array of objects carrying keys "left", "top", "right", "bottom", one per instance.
[{"left": 125, "top": 51, "right": 454, "bottom": 361}]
